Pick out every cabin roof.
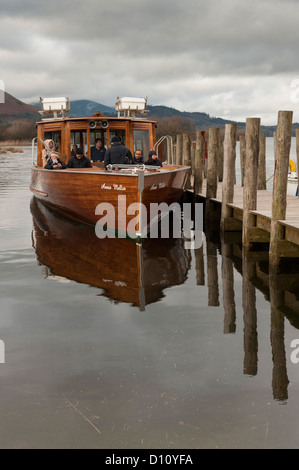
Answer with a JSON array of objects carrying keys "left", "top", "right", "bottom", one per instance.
[{"left": 36, "top": 115, "right": 156, "bottom": 125}]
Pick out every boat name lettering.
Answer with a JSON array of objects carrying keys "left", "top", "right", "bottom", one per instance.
[
  {"left": 100, "top": 184, "right": 126, "bottom": 191},
  {"left": 150, "top": 182, "right": 166, "bottom": 191},
  {"left": 113, "top": 184, "right": 126, "bottom": 191}
]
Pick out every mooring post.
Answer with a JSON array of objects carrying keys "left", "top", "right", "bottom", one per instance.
[
  {"left": 217, "top": 131, "right": 224, "bottom": 182},
  {"left": 182, "top": 133, "right": 191, "bottom": 188},
  {"left": 220, "top": 123, "right": 237, "bottom": 231},
  {"left": 257, "top": 133, "right": 266, "bottom": 190},
  {"left": 194, "top": 130, "right": 204, "bottom": 194},
  {"left": 190, "top": 140, "right": 195, "bottom": 178},
  {"left": 269, "top": 110, "right": 293, "bottom": 269},
  {"left": 239, "top": 134, "right": 246, "bottom": 187},
  {"left": 175, "top": 134, "right": 182, "bottom": 165},
  {"left": 206, "top": 128, "right": 219, "bottom": 199},
  {"left": 242, "top": 118, "right": 260, "bottom": 248}
]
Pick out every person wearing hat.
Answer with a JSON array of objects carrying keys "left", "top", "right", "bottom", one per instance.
[
  {"left": 145, "top": 150, "right": 162, "bottom": 167},
  {"left": 104, "top": 136, "right": 133, "bottom": 168},
  {"left": 67, "top": 148, "right": 92, "bottom": 168},
  {"left": 44, "top": 151, "right": 67, "bottom": 170}
]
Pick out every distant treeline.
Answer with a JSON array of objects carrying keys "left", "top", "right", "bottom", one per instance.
[
  {"left": 1, "top": 114, "right": 299, "bottom": 145},
  {"left": 0, "top": 119, "right": 36, "bottom": 143}
]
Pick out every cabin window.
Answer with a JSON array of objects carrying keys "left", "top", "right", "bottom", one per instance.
[
  {"left": 90, "top": 130, "right": 107, "bottom": 148},
  {"left": 133, "top": 129, "right": 150, "bottom": 157},
  {"left": 109, "top": 129, "right": 126, "bottom": 146},
  {"left": 44, "top": 131, "right": 61, "bottom": 153},
  {"left": 71, "top": 130, "right": 88, "bottom": 155}
]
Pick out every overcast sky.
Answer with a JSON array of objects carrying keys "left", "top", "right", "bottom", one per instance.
[{"left": 1, "top": 0, "right": 299, "bottom": 125}]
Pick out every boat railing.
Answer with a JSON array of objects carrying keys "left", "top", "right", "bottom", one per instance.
[
  {"left": 32, "top": 136, "right": 51, "bottom": 166},
  {"left": 153, "top": 135, "right": 174, "bottom": 164},
  {"left": 106, "top": 164, "right": 159, "bottom": 173}
]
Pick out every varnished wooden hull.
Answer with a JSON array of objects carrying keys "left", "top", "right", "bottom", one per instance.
[
  {"left": 30, "top": 197, "right": 191, "bottom": 309},
  {"left": 30, "top": 165, "right": 191, "bottom": 237}
]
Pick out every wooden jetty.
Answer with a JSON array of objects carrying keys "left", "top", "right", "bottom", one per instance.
[
  {"left": 178, "top": 110, "right": 299, "bottom": 272},
  {"left": 195, "top": 180, "right": 299, "bottom": 250}
]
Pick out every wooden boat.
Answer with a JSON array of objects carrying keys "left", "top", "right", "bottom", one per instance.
[
  {"left": 30, "top": 97, "right": 191, "bottom": 238},
  {"left": 30, "top": 197, "right": 191, "bottom": 309}
]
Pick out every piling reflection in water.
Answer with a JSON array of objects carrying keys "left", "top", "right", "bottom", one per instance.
[
  {"left": 204, "top": 229, "right": 299, "bottom": 402},
  {"left": 30, "top": 197, "right": 192, "bottom": 311}
]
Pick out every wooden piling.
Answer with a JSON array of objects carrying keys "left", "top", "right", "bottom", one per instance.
[
  {"left": 194, "top": 130, "right": 204, "bottom": 194},
  {"left": 242, "top": 118, "right": 260, "bottom": 248},
  {"left": 182, "top": 133, "right": 191, "bottom": 188},
  {"left": 217, "top": 132, "right": 224, "bottom": 182},
  {"left": 175, "top": 134, "right": 182, "bottom": 166},
  {"left": 269, "top": 110, "right": 293, "bottom": 268},
  {"left": 190, "top": 141, "right": 195, "bottom": 177},
  {"left": 257, "top": 133, "right": 266, "bottom": 190},
  {"left": 220, "top": 123, "right": 237, "bottom": 231},
  {"left": 206, "top": 128, "right": 220, "bottom": 200},
  {"left": 239, "top": 135, "right": 246, "bottom": 187}
]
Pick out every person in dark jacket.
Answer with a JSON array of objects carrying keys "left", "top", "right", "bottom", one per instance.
[
  {"left": 71, "top": 144, "right": 78, "bottom": 157},
  {"left": 133, "top": 149, "right": 144, "bottom": 164},
  {"left": 145, "top": 150, "right": 162, "bottom": 167},
  {"left": 44, "top": 151, "right": 67, "bottom": 170},
  {"left": 104, "top": 136, "right": 133, "bottom": 168},
  {"left": 67, "top": 148, "right": 92, "bottom": 168},
  {"left": 90, "top": 138, "right": 106, "bottom": 162}
]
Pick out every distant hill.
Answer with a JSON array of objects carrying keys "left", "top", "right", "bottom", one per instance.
[
  {"left": 32, "top": 99, "right": 116, "bottom": 117},
  {"left": 69, "top": 99, "right": 116, "bottom": 117},
  {"left": 147, "top": 104, "right": 247, "bottom": 131},
  {"left": 0, "top": 92, "right": 40, "bottom": 122},
  {"left": 2, "top": 92, "right": 299, "bottom": 139}
]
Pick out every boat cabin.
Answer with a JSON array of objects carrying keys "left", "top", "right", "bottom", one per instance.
[{"left": 35, "top": 96, "right": 157, "bottom": 167}]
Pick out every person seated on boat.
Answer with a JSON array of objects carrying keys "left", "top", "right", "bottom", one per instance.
[
  {"left": 145, "top": 150, "right": 162, "bottom": 167},
  {"left": 44, "top": 151, "right": 67, "bottom": 170},
  {"left": 104, "top": 136, "right": 133, "bottom": 168},
  {"left": 90, "top": 138, "right": 106, "bottom": 162},
  {"left": 133, "top": 149, "right": 144, "bottom": 164},
  {"left": 67, "top": 148, "right": 92, "bottom": 168},
  {"left": 42, "top": 139, "right": 56, "bottom": 166},
  {"left": 71, "top": 144, "right": 78, "bottom": 157}
]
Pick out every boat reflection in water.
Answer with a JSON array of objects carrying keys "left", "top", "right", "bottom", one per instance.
[{"left": 31, "top": 197, "right": 191, "bottom": 310}]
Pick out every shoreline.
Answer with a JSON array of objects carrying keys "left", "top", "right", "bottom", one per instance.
[{"left": 0, "top": 140, "right": 31, "bottom": 146}]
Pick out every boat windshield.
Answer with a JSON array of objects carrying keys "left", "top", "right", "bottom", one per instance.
[{"left": 133, "top": 129, "right": 150, "bottom": 157}]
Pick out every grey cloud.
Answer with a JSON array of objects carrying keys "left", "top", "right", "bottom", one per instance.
[{"left": 1, "top": 0, "right": 299, "bottom": 124}]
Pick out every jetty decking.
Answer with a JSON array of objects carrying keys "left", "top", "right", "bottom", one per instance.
[{"left": 197, "top": 181, "right": 299, "bottom": 245}]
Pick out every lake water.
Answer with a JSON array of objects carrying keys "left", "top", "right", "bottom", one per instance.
[{"left": 1, "top": 141, "right": 299, "bottom": 450}]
